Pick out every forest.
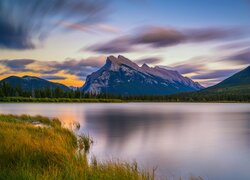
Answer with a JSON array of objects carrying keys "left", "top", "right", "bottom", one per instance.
[{"left": 0, "top": 82, "right": 249, "bottom": 102}]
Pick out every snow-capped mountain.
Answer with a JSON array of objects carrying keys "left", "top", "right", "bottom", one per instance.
[{"left": 81, "top": 55, "right": 203, "bottom": 95}]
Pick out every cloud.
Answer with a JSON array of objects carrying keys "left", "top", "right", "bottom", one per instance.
[
  {"left": 191, "top": 69, "right": 238, "bottom": 80},
  {"left": 132, "top": 27, "right": 185, "bottom": 47},
  {"left": 169, "top": 63, "right": 205, "bottom": 75},
  {"left": 225, "top": 48, "right": 250, "bottom": 65},
  {"left": 0, "top": 59, "right": 35, "bottom": 71},
  {"left": 168, "top": 57, "right": 208, "bottom": 74},
  {"left": 95, "top": 24, "right": 120, "bottom": 34},
  {"left": 199, "top": 78, "right": 225, "bottom": 88},
  {"left": 87, "top": 36, "right": 134, "bottom": 53},
  {"left": 0, "top": 0, "right": 109, "bottom": 49},
  {"left": 166, "top": 51, "right": 248, "bottom": 87},
  {"left": 0, "top": 20, "right": 34, "bottom": 49},
  {"left": 135, "top": 57, "right": 162, "bottom": 65},
  {"left": 40, "top": 75, "right": 67, "bottom": 80},
  {"left": 87, "top": 26, "right": 244, "bottom": 53},
  {"left": 215, "top": 41, "right": 250, "bottom": 51},
  {"left": 0, "top": 56, "right": 106, "bottom": 81},
  {"left": 184, "top": 28, "right": 241, "bottom": 42},
  {"left": 59, "top": 22, "right": 120, "bottom": 34},
  {"left": 164, "top": 47, "right": 250, "bottom": 75},
  {"left": 47, "top": 56, "right": 105, "bottom": 79},
  {"left": 189, "top": 68, "right": 241, "bottom": 87}
]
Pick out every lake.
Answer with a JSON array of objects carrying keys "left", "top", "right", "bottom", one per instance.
[{"left": 0, "top": 103, "right": 250, "bottom": 179}]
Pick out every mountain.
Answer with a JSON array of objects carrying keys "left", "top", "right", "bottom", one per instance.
[
  {"left": 69, "top": 86, "right": 80, "bottom": 91},
  {"left": 81, "top": 55, "right": 203, "bottom": 95},
  {"left": 201, "top": 65, "right": 250, "bottom": 95},
  {"left": 0, "top": 76, "right": 70, "bottom": 91}
]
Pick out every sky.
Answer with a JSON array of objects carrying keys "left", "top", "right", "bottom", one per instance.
[{"left": 0, "top": 0, "right": 250, "bottom": 87}]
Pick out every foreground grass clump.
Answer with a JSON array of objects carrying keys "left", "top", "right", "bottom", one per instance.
[{"left": 0, "top": 114, "right": 152, "bottom": 180}]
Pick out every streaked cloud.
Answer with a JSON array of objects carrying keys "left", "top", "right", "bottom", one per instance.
[
  {"left": 167, "top": 57, "right": 208, "bottom": 74},
  {"left": 87, "top": 26, "right": 245, "bottom": 53},
  {"left": 167, "top": 47, "right": 250, "bottom": 87},
  {"left": 0, "top": 0, "right": 109, "bottom": 49},
  {"left": 46, "top": 56, "right": 105, "bottom": 80},
  {"left": 0, "top": 20, "right": 35, "bottom": 49},
  {"left": 225, "top": 48, "right": 250, "bottom": 65},
  {"left": 0, "top": 59, "right": 35, "bottom": 71},
  {"left": 191, "top": 69, "right": 238, "bottom": 80},
  {"left": 87, "top": 36, "right": 134, "bottom": 53},
  {"left": 96, "top": 24, "right": 120, "bottom": 34},
  {"left": 215, "top": 41, "right": 250, "bottom": 51},
  {"left": 59, "top": 22, "right": 120, "bottom": 34},
  {"left": 135, "top": 57, "right": 163, "bottom": 65}
]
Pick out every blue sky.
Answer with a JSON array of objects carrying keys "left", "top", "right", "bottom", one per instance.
[{"left": 0, "top": 0, "right": 250, "bottom": 86}]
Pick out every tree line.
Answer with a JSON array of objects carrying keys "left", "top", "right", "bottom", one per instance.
[
  {"left": 0, "top": 82, "right": 249, "bottom": 102},
  {"left": 0, "top": 82, "right": 93, "bottom": 99}
]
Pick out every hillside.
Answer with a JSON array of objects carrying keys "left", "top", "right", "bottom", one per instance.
[
  {"left": 201, "top": 65, "right": 250, "bottom": 95},
  {"left": 0, "top": 76, "right": 70, "bottom": 92}
]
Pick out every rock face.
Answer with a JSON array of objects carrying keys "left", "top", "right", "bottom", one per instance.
[
  {"left": 81, "top": 55, "right": 203, "bottom": 95},
  {"left": 0, "top": 75, "right": 70, "bottom": 91}
]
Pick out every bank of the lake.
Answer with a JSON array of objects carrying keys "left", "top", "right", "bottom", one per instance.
[
  {"left": 0, "top": 114, "right": 153, "bottom": 180},
  {"left": 0, "top": 97, "right": 124, "bottom": 103},
  {"left": 0, "top": 97, "right": 249, "bottom": 103}
]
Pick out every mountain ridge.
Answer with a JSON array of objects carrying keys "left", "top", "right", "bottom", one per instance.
[{"left": 81, "top": 55, "right": 203, "bottom": 95}]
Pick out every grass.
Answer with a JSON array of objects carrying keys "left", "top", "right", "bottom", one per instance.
[
  {"left": 0, "top": 114, "right": 204, "bottom": 180},
  {"left": 0, "top": 114, "right": 153, "bottom": 180},
  {"left": 78, "top": 134, "right": 93, "bottom": 153}
]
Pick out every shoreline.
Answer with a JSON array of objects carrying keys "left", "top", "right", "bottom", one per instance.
[{"left": 0, "top": 97, "right": 249, "bottom": 103}]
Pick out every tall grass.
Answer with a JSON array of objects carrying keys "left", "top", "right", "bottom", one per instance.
[
  {"left": 0, "top": 114, "right": 153, "bottom": 180},
  {"left": 0, "top": 114, "right": 203, "bottom": 180},
  {"left": 78, "top": 134, "right": 93, "bottom": 153}
]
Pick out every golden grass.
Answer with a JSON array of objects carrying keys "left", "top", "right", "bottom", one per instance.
[{"left": 0, "top": 114, "right": 153, "bottom": 180}]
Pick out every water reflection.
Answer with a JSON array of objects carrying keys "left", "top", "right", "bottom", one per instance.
[{"left": 0, "top": 103, "right": 250, "bottom": 179}]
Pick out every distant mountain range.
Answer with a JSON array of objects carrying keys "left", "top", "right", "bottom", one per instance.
[
  {"left": 0, "top": 76, "right": 70, "bottom": 92},
  {"left": 0, "top": 55, "right": 249, "bottom": 98},
  {"left": 81, "top": 55, "right": 203, "bottom": 95}
]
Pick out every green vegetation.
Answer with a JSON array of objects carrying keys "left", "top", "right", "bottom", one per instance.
[
  {"left": 1, "top": 82, "right": 249, "bottom": 103},
  {"left": 1, "top": 75, "right": 250, "bottom": 102},
  {"left": 0, "top": 97, "right": 123, "bottom": 103},
  {"left": 0, "top": 81, "right": 93, "bottom": 98},
  {"left": 0, "top": 92, "right": 249, "bottom": 103},
  {"left": 0, "top": 114, "right": 153, "bottom": 180}
]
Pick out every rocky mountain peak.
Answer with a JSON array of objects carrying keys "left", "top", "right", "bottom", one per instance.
[
  {"left": 81, "top": 55, "right": 204, "bottom": 95},
  {"left": 105, "top": 55, "right": 140, "bottom": 71},
  {"left": 141, "top": 63, "right": 150, "bottom": 69}
]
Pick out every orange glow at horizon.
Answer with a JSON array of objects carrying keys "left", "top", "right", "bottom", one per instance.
[
  {"left": 50, "top": 79, "right": 84, "bottom": 87},
  {"left": 0, "top": 73, "right": 85, "bottom": 87}
]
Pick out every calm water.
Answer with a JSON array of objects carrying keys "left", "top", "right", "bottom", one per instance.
[{"left": 1, "top": 103, "right": 250, "bottom": 179}]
